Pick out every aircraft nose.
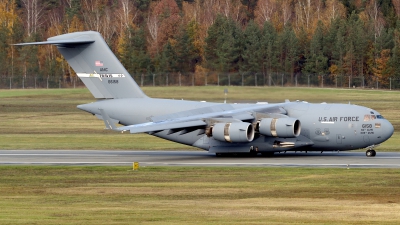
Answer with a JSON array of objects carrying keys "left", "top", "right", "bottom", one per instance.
[{"left": 382, "top": 120, "right": 394, "bottom": 141}]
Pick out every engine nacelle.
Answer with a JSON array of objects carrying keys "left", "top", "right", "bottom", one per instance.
[
  {"left": 212, "top": 122, "right": 255, "bottom": 143},
  {"left": 257, "top": 117, "right": 301, "bottom": 138}
]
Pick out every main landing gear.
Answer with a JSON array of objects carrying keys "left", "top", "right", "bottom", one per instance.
[{"left": 366, "top": 149, "right": 376, "bottom": 157}]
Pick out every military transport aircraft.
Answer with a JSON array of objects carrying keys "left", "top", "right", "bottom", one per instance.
[{"left": 16, "top": 31, "right": 394, "bottom": 157}]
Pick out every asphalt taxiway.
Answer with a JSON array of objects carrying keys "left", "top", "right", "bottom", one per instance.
[{"left": 1, "top": 150, "right": 400, "bottom": 168}]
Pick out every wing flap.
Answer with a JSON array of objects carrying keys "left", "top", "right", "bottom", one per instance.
[{"left": 117, "top": 120, "right": 207, "bottom": 134}]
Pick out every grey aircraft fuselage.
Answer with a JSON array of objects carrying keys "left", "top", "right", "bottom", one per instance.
[
  {"left": 15, "top": 31, "right": 394, "bottom": 157},
  {"left": 78, "top": 97, "right": 393, "bottom": 154}
]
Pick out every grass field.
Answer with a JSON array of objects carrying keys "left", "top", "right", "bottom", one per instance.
[
  {"left": 0, "top": 166, "right": 400, "bottom": 224},
  {"left": 0, "top": 86, "right": 399, "bottom": 151}
]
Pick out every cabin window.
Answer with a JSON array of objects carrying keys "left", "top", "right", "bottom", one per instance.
[
  {"left": 364, "top": 115, "right": 370, "bottom": 121},
  {"left": 375, "top": 123, "right": 381, "bottom": 128}
]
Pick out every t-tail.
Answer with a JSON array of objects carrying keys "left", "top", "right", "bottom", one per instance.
[{"left": 14, "top": 31, "right": 147, "bottom": 99}]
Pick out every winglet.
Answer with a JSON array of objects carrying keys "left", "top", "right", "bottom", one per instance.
[{"left": 99, "top": 109, "right": 117, "bottom": 130}]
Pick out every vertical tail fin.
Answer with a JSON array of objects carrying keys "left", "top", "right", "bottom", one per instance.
[{"left": 15, "top": 31, "right": 147, "bottom": 99}]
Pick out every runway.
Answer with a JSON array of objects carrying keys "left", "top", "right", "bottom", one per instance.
[{"left": 1, "top": 150, "right": 400, "bottom": 168}]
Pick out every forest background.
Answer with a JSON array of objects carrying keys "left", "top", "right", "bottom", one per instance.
[{"left": 1, "top": 0, "right": 400, "bottom": 88}]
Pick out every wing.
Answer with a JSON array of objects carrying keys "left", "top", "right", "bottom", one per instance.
[{"left": 109, "top": 103, "right": 287, "bottom": 134}]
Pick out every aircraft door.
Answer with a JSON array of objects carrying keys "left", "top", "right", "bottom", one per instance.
[{"left": 336, "top": 134, "right": 342, "bottom": 144}]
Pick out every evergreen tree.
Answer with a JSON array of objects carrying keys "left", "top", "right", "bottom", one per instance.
[
  {"left": 346, "top": 12, "right": 369, "bottom": 85},
  {"left": 204, "top": 15, "right": 225, "bottom": 71},
  {"left": 158, "top": 41, "right": 178, "bottom": 73},
  {"left": 261, "top": 21, "right": 279, "bottom": 85},
  {"left": 303, "top": 21, "right": 328, "bottom": 81},
  {"left": 204, "top": 15, "right": 242, "bottom": 73},
  {"left": 120, "top": 27, "right": 151, "bottom": 76},
  {"left": 280, "top": 25, "right": 299, "bottom": 84},
  {"left": 326, "top": 18, "right": 346, "bottom": 85},
  {"left": 241, "top": 20, "right": 263, "bottom": 73},
  {"left": 174, "top": 24, "right": 200, "bottom": 73},
  {"left": 240, "top": 0, "right": 259, "bottom": 22},
  {"left": 390, "top": 22, "right": 400, "bottom": 79},
  {"left": 65, "top": 0, "right": 81, "bottom": 20},
  {"left": 333, "top": 19, "right": 347, "bottom": 77}
]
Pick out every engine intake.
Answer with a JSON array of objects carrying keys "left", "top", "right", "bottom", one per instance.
[
  {"left": 212, "top": 122, "right": 255, "bottom": 143},
  {"left": 257, "top": 117, "right": 301, "bottom": 138}
]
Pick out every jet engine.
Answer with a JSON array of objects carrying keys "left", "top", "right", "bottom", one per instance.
[
  {"left": 257, "top": 117, "right": 301, "bottom": 138},
  {"left": 212, "top": 122, "right": 255, "bottom": 143}
]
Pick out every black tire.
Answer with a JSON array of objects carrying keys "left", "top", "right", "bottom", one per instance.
[{"left": 366, "top": 150, "right": 376, "bottom": 157}]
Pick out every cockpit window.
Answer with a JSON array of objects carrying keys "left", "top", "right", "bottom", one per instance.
[{"left": 364, "top": 114, "right": 383, "bottom": 121}]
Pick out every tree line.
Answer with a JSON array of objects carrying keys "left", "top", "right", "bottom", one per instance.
[{"left": 1, "top": 0, "right": 400, "bottom": 88}]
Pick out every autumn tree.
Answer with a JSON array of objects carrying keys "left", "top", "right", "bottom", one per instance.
[
  {"left": 373, "top": 49, "right": 392, "bottom": 87},
  {"left": 0, "top": 24, "right": 9, "bottom": 76},
  {"left": 147, "top": 0, "right": 181, "bottom": 56}
]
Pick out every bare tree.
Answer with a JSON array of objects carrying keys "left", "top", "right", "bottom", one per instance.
[
  {"left": 21, "top": 0, "right": 44, "bottom": 36},
  {"left": 116, "top": 0, "right": 138, "bottom": 34},
  {"left": 365, "top": 0, "right": 385, "bottom": 40},
  {"left": 146, "top": 3, "right": 160, "bottom": 56},
  {"left": 256, "top": 0, "right": 272, "bottom": 23},
  {"left": 281, "top": 1, "right": 292, "bottom": 27},
  {"left": 101, "top": 7, "right": 116, "bottom": 43},
  {"left": 81, "top": 0, "right": 101, "bottom": 31},
  {"left": 202, "top": 0, "right": 218, "bottom": 26},
  {"left": 295, "top": 0, "right": 311, "bottom": 31},
  {"left": 325, "top": 0, "right": 346, "bottom": 20},
  {"left": 48, "top": 10, "right": 63, "bottom": 35}
]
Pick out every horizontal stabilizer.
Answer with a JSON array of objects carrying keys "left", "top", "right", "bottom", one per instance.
[{"left": 13, "top": 39, "right": 94, "bottom": 46}]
